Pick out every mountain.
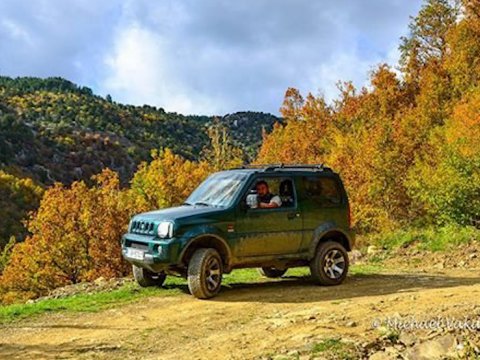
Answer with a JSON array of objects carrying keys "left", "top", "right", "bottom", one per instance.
[{"left": 0, "top": 76, "right": 280, "bottom": 186}]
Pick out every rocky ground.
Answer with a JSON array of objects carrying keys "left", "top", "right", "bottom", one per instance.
[
  {"left": 364, "top": 242, "right": 480, "bottom": 271},
  {"left": 1, "top": 244, "right": 480, "bottom": 360},
  {"left": 29, "top": 277, "right": 134, "bottom": 302}
]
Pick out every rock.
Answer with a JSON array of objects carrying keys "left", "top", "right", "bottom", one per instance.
[
  {"left": 350, "top": 249, "right": 363, "bottom": 264},
  {"left": 433, "top": 262, "right": 445, "bottom": 269},
  {"left": 368, "top": 350, "right": 398, "bottom": 360},
  {"left": 399, "top": 332, "right": 416, "bottom": 347},
  {"left": 290, "top": 334, "right": 308, "bottom": 342},
  {"left": 405, "top": 334, "right": 456, "bottom": 360},
  {"left": 346, "top": 321, "right": 357, "bottom": 327},
  {"left": 94, "top": 276, "right": 106, "bottom": 285},
  {"left": 367, "top": 245, "right": 379, "bottom": 255},
  {"left": 32, "top": 277, "right": 133, "bottom": 303},
  {"left": 469, "top": 253, "right": 477, "bottom": 259},
  {"left": 384, "top": 346, "right": 401, "bottom": 355}
]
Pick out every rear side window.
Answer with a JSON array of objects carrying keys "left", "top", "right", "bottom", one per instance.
[{"left": 303, "top": 177, "right": 342, "bottom": 206}]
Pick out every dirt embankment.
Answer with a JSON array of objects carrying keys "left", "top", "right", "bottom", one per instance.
[{"left": 1, "top": 263, "right": 480, "bottom": 359}]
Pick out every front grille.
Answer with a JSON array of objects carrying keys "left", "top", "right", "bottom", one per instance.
[
  {"left": 129, "top": 241, "right": 149, "bottom": 251},
  {"left": 130, "top": 220, "right": 155, "bottom": 235}
]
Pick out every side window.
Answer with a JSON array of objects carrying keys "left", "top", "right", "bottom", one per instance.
[
  {"left": 303, "top": 177, "right": 342, "bottom": 206},
  {"left": 245, "top": 177, "right": 296, "bottom": 209},
  {"left": 279, "top": 178, "right": 295, "bottom": 208}
]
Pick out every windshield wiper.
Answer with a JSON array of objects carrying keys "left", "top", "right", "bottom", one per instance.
[
  {"left": 193, "top": 202, "right": 210, "bottom": 207},
  {"left": 182, "top": 202, "right": 192, "bottom": 206}
]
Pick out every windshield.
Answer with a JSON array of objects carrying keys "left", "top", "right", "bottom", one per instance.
[{"left": 185, "top": 172, "right": 247, "bottom": 207}]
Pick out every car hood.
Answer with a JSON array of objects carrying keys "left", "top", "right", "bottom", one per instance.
[{"left": 133, "top": 205, "right": 222, "bottom": 222}]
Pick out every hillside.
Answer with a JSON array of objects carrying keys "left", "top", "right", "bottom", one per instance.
[{"left": 0, "top": 76, "right": 280, "bottom": 186}]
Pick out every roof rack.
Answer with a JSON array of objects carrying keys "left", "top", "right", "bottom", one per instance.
[{"left": 233, "top": 164, "right": 332, "bottom": 172}]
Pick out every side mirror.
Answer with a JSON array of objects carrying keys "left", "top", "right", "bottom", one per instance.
[{"left": 246, "top": 193, "right": 258, "bottom": 209}]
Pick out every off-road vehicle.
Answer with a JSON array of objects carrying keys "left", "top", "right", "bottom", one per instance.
[{"left": 121, "top": 164, "right": 354, "bottom": 299}]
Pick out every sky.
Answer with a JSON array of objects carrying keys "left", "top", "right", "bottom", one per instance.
[{"left": 0, "top": 0, "right": 423, "bottom": 115}]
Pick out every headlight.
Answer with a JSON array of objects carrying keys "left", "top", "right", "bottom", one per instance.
[{"left": 157, "top": 221, "right": 174, "bottom": 238}]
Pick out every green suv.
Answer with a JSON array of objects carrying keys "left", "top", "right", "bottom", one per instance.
[{"left": 121, "top": 164, "right": 354, "bottom": 299}]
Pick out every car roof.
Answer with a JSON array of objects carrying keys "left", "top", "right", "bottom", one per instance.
[{"left": 224, "top": 164, "right": 338, "bottom": 176}]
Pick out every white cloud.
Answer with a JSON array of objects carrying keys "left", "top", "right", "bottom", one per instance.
[
  {"left": 1, "top": 18, "right": 32, "bottom": 44},
  {"left": 0, "top": 0, "right": 424, "bottom": 115},
  {"left": 103, "top": 24, "right": 220, "bottom": 114}
]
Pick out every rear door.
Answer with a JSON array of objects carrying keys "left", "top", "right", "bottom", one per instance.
[{"left": 234, "top": 175, "right": 303, "bottom": 257}]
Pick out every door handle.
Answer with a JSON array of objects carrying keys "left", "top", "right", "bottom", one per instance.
[{"left": 287, "top": 212, "right": 300, "bottom": 220}]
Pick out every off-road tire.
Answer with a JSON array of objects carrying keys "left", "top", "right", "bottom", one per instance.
[
  {"left": 310, "top": 241, "right": 349, "bottom": 286},
  {"left": 187, "top": 248, "right": 223, "bottom": 299},
  {"left": 258, "top": 267, "right": 287, "bottom": 278},
  {"left": 132, "top": 265, "right": 166, "bottom": 287}
]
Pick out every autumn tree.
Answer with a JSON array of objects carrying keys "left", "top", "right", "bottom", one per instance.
[
  {"left": 202, "top": 119, "right": 244, "bottom": 171},
  {"left": 407, "top": 90, "right": 480, "bottom": 225},
  {"left": 0, "top": 171, "right": 43, "bottom": 248},
  {"left": 258, "top": 1, "right": 480, "bottom": 233},
  {"left": 0, "top": 169, "right": 137, "bottom": 303},
  {"left": 130, "top": 148, "right": 210, "bottom": 210},
  {"left": 443, "top": 0, "right": 480, "bottom": 96},
  {"left": 257, "top": 88, "right": 333, "bottom": 164},
  {"left": 400, "top": 0, "right": 460, "bottom": 69}
]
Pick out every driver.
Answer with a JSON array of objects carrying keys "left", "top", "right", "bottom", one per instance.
[{"left": 256, "top": 180, "right": 282, "bottom": 208}]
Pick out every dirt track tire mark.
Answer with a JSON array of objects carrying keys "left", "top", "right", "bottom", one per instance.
[{"left": 1, "top": 270, "right": 479, "bottom": 360}]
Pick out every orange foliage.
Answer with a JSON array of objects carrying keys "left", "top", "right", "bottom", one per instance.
[
  {"left": 0, "top": 170, "right": 138, "bottom": 303},
  {"left": 446, "top": 90, "right": 480, "bottom": 158},
  {"left": 0, "top": 125, "right": 243, "bottom": 302},
  {"left": 130, "top": 148, "right": 210, "bottom": 209}
]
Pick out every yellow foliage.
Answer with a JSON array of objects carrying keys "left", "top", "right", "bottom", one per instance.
[
  {"left": 131, "top": 149, "right": 210, "bottom": 210},
  {"left": 0, "top": 169, "right": 138, "bottom": 302},
  {"left": 202, "top": 121, "right": 244, "bottom": 171}
]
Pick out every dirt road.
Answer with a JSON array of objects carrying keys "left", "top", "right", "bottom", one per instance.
[{"left": 1, "top": 268, "right": 480, "bottom": 359}]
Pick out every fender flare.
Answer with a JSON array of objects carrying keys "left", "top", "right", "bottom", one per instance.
[
  {"left": 178, "top": 229, "right": 233, "bottom": 269},
  {"left": 307, "top": 222, "right": 353, "bottom": 259}
]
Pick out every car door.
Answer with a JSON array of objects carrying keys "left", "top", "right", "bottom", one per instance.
[{"left": 234, "top": 176, "right": 303, "bottom": 257}]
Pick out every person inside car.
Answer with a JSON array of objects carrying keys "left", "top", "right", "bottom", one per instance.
[
  {"left": 280, "top": 179, "right": 294, "bottom": 207},
  {"left": 256, "top": 180, "right": 282, "bottom": 208}
]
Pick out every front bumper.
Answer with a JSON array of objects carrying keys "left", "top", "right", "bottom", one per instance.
[{"left": 121, "top": 233, "right": 182, "bottom": 273}]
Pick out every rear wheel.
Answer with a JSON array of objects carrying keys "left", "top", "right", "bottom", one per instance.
[
  {"left": 187, "top": 248, "right": 223, "bottom": 299},
  {"left": 258, "top": 267, "right": 287, "bottom": 278},
  {"left": 310, "top": 241, "right": 349, "bottom": 285},
  {"left": 132, "top": 265, "right": 166, "bottom": 287}
]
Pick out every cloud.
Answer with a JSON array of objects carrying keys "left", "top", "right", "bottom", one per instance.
[
  {"left": 0, "top": 0, "right": 118, "bottom": 85},
  {"left": 103, "top": 23, "right": 220, "bottom": 114},
  {"left": 0, "top": 0, "right": 424, "bottom": 115}
]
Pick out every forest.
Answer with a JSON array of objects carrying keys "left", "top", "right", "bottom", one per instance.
[
  {"left": 0, "top": 0, "right": 479, "bottom": 303},
  {"left": 0, "top": 76, "right": 278, "bottom": 251}
]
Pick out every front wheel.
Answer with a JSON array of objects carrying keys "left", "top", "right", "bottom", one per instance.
[
  {"left": 310, "top": 241, "right": 349, "bottom": 285},
  {"left": 187, "top": 248, "right": 223, "bottom": 299},
  {"left": 132, "top": 265, "right": 166, "bottom": 287},
  {"left": 258, "top": 267, "right": 287, "bottom": 278}
]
